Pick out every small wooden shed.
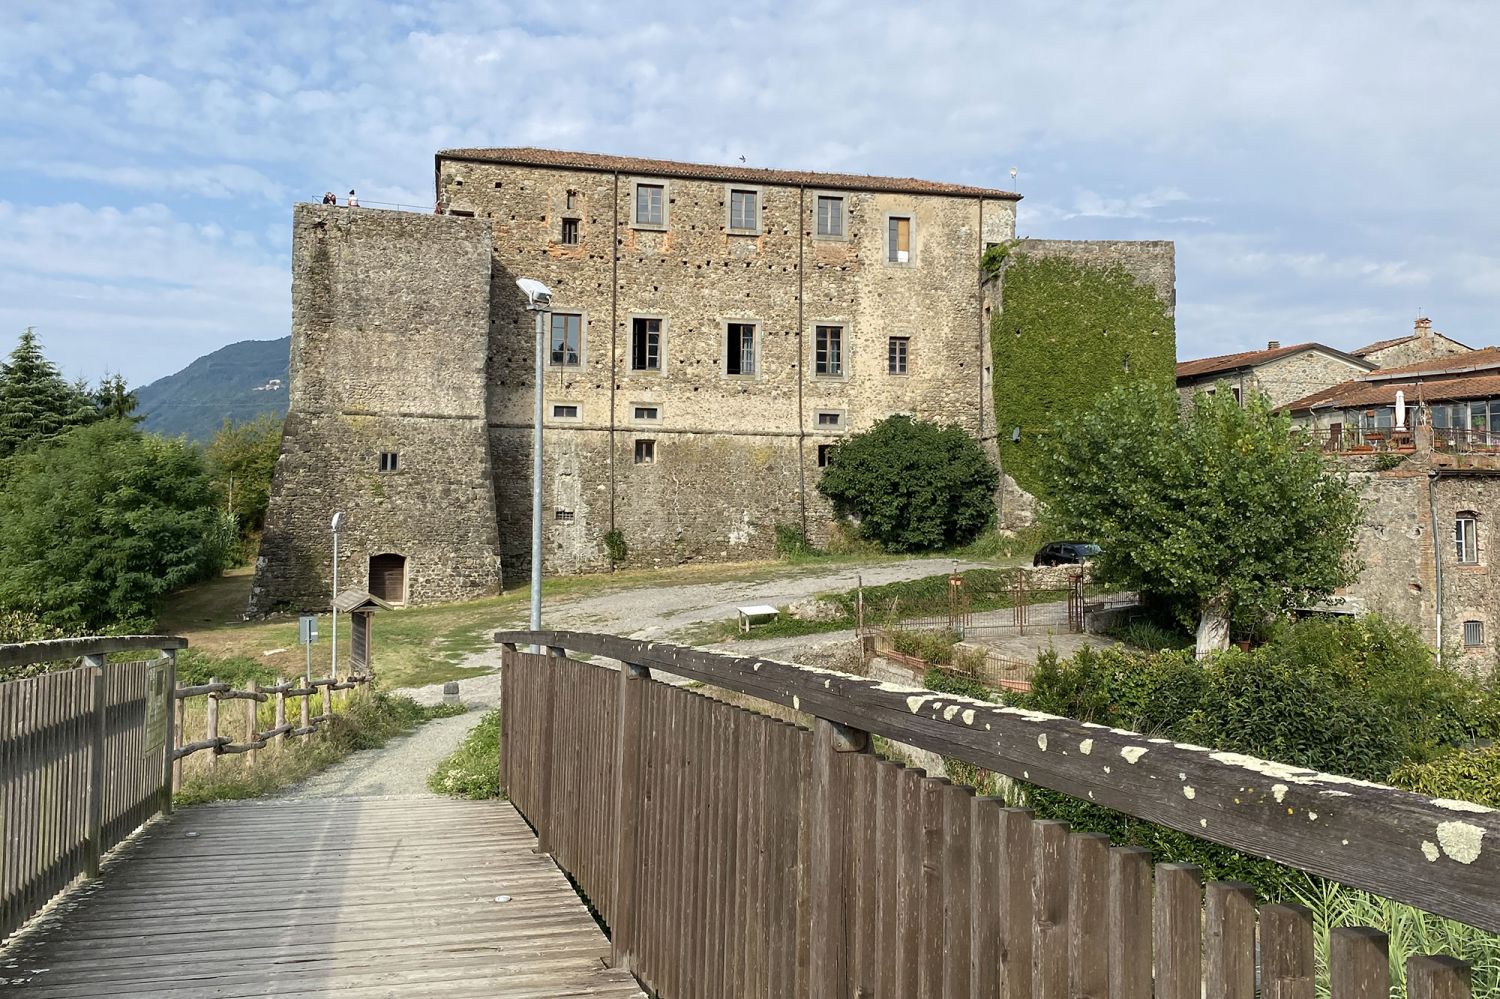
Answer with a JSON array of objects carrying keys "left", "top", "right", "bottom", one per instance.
[{"left": 334, "top": 590, "right": 394, "bottom": 677}]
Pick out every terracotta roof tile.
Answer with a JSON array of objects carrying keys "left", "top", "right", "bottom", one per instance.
[
  {"left": 1352, "top": 334, "right": 1416, "bottom": 356},
  {"left": 436, "top": 146, "right": 1020, "bottom": 200},
  {"left": 1362, "top": 346, "right": 1500, "bottom": 380},
  {"left": 1175, "top": 343, "right": 1324, "bottom": 380},
  {"left": 1285, "top": 372, "right": 1500, "bottom": 413}
]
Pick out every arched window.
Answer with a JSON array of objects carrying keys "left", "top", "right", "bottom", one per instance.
[{"left": 369, "top": 553, "right": 407, "bottom": 605}]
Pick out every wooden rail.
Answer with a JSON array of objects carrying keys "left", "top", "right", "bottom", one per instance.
[
  {"left": 0, "top": 636, "right": 183, "bottom": 941},
  {"left": 497, "top": 629, "right": 1491, "bottom": 999}
]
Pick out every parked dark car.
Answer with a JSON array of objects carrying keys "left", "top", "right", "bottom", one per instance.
[{"left": 1032, "top": 541, "right": 1101, "bottom": 567}]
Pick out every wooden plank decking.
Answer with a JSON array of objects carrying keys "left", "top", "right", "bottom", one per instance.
[{"left": 0, "top": 797, "right": 645, "bottom": 997}]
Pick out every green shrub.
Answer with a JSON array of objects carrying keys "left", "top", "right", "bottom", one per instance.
[
  {"left": 923, "top": 666, "right": 995, "bottom": 703},
  {"left": 1106, "top": 619, "right": 1193, "bottom": 652},
  {"left": 891, "top": 628, "right": 961, "bottom": 664},
  {"left": 603, "top": 529, "right": 628, "bottom": 565},
  {"left": 1389, "top": 743, "right": 1500, "bottom": 808},
  {"left": 773, "top": 523, "right": 822, "bottom": 559},
  {"left": 817, "top": 415, "right": 998, "bottom": 552},
  {"left": 429, "top": 710, "right": 503, "bottom": 799},
  {"left": 174, "top": 649, "right": 280, "bottom": 687}
]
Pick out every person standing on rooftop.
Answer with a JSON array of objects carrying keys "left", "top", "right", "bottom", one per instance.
[{"left": 347, "top": 190, "right": 359, "bottom": 207}]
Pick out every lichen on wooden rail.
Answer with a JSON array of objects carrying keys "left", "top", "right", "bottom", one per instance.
[{"left": 495, "top": 629, "right": 1500, "bottom": 934}]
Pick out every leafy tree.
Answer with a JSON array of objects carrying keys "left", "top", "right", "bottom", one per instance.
[
  {"left": 205, "top": 413, "right": 284, "bottom": 537},
  {"left": 0, "top": 420, "right": 236, "bottom": 631},
  {"left": 0, "top": 328, "right": 97, "bottom": 458},
  {"left": 1039, "top": 383, "right": 1361, "bottom": 657},
  {"left": 93, "top": 372, "right": 141, "bottom": 422},
  {"left": 817, "top": 415, "right": 998, "bottom": 551}
]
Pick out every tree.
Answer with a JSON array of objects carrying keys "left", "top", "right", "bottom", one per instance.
[
  {"left": 0, "top": 328, "right": 98, "bottom": 458},
  {"left": 205, "top": 413, "right": 284, "bottom": 540},
  {"left": 1039, "top": 383, "right": 1361, "bottom": 658},
  {"left": 94, "top": 373, "right": 141, "bottom": 422},
  {"left": 0, "top": 420, "right": 236, "bottom": 631},
  {"left": 817, "top": 415, "right": 998, "bottom": 551}
]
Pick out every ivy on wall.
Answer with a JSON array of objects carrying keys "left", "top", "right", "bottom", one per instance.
[{"left": 991, "top": 252, "right": 1175, "bottom": 496}]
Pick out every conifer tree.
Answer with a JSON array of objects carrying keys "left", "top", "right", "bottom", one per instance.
[{"left": 0, "top": 329, "right": 98, "bottom": 458}]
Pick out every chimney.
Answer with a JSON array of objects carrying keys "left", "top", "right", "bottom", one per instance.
[
  {"left": 1267, "top": 340, "right": 1281, "bottom": 350},
  {"left": 1415, "top": 316, "right": 1432, "bottom": 338}
]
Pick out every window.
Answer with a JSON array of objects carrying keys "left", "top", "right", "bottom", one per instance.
[
  {"left": 634, "top": 439, "right": 656, "bottom": 465},
  {"left": 888, "top": 336, "right": 909, "bottom": 374},
  {"left": 887, "top": 215, "right": 912, "bottom": 263},
  {"left": 379, "top": 451, "right": 399, "bottom": 472},
  {"left": 815, "top": 325, "right": 844, "bottom": 376},
  {"left": 551, "top": 403, "right": 580, "bottom": 420},
  {"left": 635, "top": 183, "right": 664, "bottom": 226},
  {"left": 816, "top": 195, "right": 844, "bottom": 237},
  {"left": 555, "top": 509, "right": 575, "bottom": 522},
  {"left": 1231, "top": 386, "right": 1243, "bottom": 406},
  {"left": 726, "top": 322, "right": 757, "bottom": 376},
  {"left": 561, "top": 218, "right": 579, "bottom": 245},
  {"left": 728, "top": 188, "right": 759, "bottom": 231},
  {"left": 816, "top": 411, "right": 843, "bottom": 428},
  {"left": 565, "top": 190, "right": 577, "bottom": 210},
  {"left": 631, "top": 317, "right": 663, "bottom": 371},
  {"left": 818, "top": 444, "right": 835, "bottom": 467},
  {"left": 1456, "top": 514, "right": 1479, "bottom": 564},
  {"left": 632, "top": 405, "right": 660, "bottom": 422},
  {"left": 1464, "top": 620, "right": 1485, "bottom": 647},
  {"left": 550, "top": 313, "right": 582, "bottom": 367}
]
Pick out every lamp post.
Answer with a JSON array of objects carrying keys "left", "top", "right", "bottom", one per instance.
[
  {"left": 516, "top": 278, "right": 554, "bottom": 643},
  {"left": 330, "top": 511, "right": 344, "bottom": 681}
]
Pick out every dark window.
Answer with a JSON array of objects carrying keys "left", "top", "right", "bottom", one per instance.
[
  {"left": 631, "top": 317, "right": 662, "bottom": 371},
  {"left": 1464, "top": 620, "right": 1485, "bottom": 646},
  {"left": 368, "top": 553, "right": 406, "bottom": 604},
  {"left": 565, "top": 190, "right": 577, "bottom": 210},
  {"left": 729, "top": 189, "right": 758, "bottom": 230},
  {"left": 636, "top": 183, "right": 664, "bottom": 225},
  {"left": 561, "top": 218, "right": 579, "bottom": 245},
  {"left": 634, "top": 439, "right": 656, "bottom": 465},
  {"left": 816, "top": 411, "right": 842, "bottom": 428},
  {"left": 555, "top": 509, "right": 574, "bottom": 522},
  {"left": 815, "top": 325, "right": 844, "bottom": 376},
  {"left": 379, "top": 451, "right": 399, "bottom": 472},
  {"left": 633, "top": 405, "right": 659, "bottom": 421},
  {"left": 726, "top": 322, "right": 756, "bottom": 375},
  {"left": 550, "top": 313, "right": 582, "bottom": 366},
  {"left": 887, "top": 216, "right": 911, "bottom": 263},
  {"left": 551, "top": 403, "right": 579, "bottom": 419},
  {"left": 888, "top": 336, "right": 909, "bottom": 374},
  {"left": 816, "top": 195, "right": 844, "bottom": 237},
  {"left": 818, "top": 444, "right": 835, "bottom": 467}
]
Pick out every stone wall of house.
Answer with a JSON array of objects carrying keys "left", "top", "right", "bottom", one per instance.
[
  {"left": 250, "top": 205, "right": 502, "bottom": 612},
  {"left": 1362, "top": 323, "right": 1474, "bottom": 369},
  {"left": 1248, "top": 351, "right": 1370, "bottom": 409},
  {"left": 440, "top": 158, "right": 1018, "bottom": 573}
]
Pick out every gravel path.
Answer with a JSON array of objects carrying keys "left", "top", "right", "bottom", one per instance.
[{"left": 276, "top": 709, "right": 489, "bottom": 800}]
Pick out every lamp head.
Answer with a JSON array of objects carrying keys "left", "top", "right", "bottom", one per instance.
[
  {"left": 516, "top": 278, "right": 554, "bottom": 311},
  {"left": 331, "top": 512, "right": 344, "bottom": 532}
]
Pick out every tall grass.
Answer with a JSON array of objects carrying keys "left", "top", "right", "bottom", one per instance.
[{"left": 429, "top": 710, "right": 502, "bottom": 799}]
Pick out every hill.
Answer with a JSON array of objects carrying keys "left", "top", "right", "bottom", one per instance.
[{"left": 136, "top": 337, "right": 289, "bottom": 441}]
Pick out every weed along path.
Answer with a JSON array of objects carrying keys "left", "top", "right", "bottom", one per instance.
[{"left": 278, "top": 707, "right": 492, "bottom": 799}]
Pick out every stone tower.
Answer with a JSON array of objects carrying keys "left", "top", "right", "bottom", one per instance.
[{"left": 249, "top": 205, "right": 502, "bottom": 613}]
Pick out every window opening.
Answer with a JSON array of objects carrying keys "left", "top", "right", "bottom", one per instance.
[
  {"left": 1456, "top": 514, "right": 1479, "bottom": 564},
  {"left": 816, "top": 195, "right": 844, "bottom": 237},
  {"left": 636, "top": 183, "right": 664, "bottom": 225},
  {"left": 552, "top": 403, "right": 579, "bottom": 419},
  {"left": 887, "top": 216, "right": 911, "bottom": 263},
  {"left": 1464, "top": 620, "right": 1485, "bottom": 646},
  {"left": 726, "top": 322, "right": 756, "bottom": 376},
  {"left": 550, "top": 313, "right": 582, "bottom": 367},
  {"left": 729, "top": 189, "right": 758, "bottom": 230},
  {"left": 633, "top": 405, "right": 660, "bottom": 421},
  {"left": 561, "top": 218, "right": 579, "bottom": 245},
  {"left": 888, "top": 336, "right": 909, "bottom": 374},
  {"left": 817, "top": 444, "right": 835, "bottom": 467},
  {"left": 634, "top": 439, "right": 656, "bottom": 465},
  {"left": 816, "top": 411, "right": 843, "bottom": 428},
  {"left": 815, "top": 325, "right": 844, "bottom": 376},
  {"left": 379, "top": 451, "right": 399, "bottom": 472},
  {"left": 631, "top": 317, "right": 662, "bottom": 371}
]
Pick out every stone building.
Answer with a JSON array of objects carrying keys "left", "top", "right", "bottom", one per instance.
[
  {"left": 252, "top": 148, "right": 1174, "bottom": 611},
  {"left": 1175, "top": 341, "right": 1374, "bottom": 411},
  {"left": 1351, "top": 317, "right": 1472, "bottom": 369}
]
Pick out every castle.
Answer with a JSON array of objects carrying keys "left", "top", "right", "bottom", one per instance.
[{"left": 251, "top": 148, "right": 1174, "bottom": 611}]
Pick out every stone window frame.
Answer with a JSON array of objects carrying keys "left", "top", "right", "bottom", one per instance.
[
  {"left": 629, "top": 401, "right": 662, "bottom": 424},
  {"left": 631, "top": 179, "right": 669, "bottom": 231},
  {"left": 811, "top": 321, "right": 851, "bottom": 380},
  {"left": 721, "top": 318, "right": 762, "bottom": 380},
  {"left": 883, "top": 212, "right": 917, "bottom": 266},
  {"left": 1455, "top": 510, "right": 1480, "bottom": 565},
  {"left": 724, "top": 184, "right": 764, "bottom": 235},
  {"left": 627, "top": 312, "right": 669, "bottom": 374},
  {"left": 811, "top": 190, "right": 849, "bottom": 242},
  {"left": 547, "top": 309, "right": 588, "bottom": 370},
  {"left": 634, "top": 438, "right": 657, "bottom": 465},
  {"left": 887, "top": 335, "right": 911, "bottom": 375},
  {"left": 1462, "top": 618, "right": 1486, "bottom": 647},
  {"left": 560, "top": 217, "right": 580, "bottom": 245},
  {"left": 814, "top": 409, "right": 848, "bottom": 433},
  {"left": 378, "top": 450, "right": 400, "bottom": 473},
  {"left": 550, "top": 401, "right": 583, "bottom": 423}
]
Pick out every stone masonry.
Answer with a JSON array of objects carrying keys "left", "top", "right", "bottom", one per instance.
[{"left": 254, "top": 148, "right": 1175, "bottom": 608}]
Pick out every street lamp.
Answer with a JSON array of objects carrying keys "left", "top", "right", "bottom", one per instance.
[
  {"left": 516, "top": 278, "right": 553, "bottom": 641},
  {"left": 330, "top": 511, "right": 344, "bottom": 681}
]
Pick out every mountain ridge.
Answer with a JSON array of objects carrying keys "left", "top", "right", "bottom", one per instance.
[{"left": 136, "top": 337, "right": 290, "bottom": 441}]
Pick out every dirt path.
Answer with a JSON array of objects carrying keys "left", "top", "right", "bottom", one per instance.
[{"left": 277, "top": 709, "right": 489, "bottom": 799}]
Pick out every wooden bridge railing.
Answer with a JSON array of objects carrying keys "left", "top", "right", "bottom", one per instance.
[
  {"left": 496, "top": 629, "right": 1495, "bottom": 999},
  {"left": 0, "top": 635, "right": 185, "bottom": 941}
]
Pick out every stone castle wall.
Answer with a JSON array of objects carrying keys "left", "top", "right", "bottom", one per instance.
[{"left": 249, "top": 205, "right": 501, "bottom": 612}]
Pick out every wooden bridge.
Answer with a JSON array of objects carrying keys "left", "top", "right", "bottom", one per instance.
[{"left": 4, "top": 631, "right": 1499, "bottom": 997}]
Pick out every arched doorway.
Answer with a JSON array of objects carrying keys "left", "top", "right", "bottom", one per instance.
[{"left": 368, "top": 553, "right": 407, "bottom": 605}]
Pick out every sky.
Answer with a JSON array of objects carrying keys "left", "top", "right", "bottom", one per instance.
[{"left": 3, "top": 0, "right": 1498, "bottom": 388}]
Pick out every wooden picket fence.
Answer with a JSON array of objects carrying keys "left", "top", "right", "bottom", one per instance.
[{"left": 497, "top": 630, "right": 1496, "bottom": 999}]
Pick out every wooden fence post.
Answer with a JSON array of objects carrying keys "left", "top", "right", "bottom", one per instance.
[
  {"left": 1261, "top": 903, "right": 1316, "bottom": 999},
  {"left": 609, "top": 660, "right": 650, "bottom": 975},
  {"left": 321, "top": 678, "right": 332, "bottom": 724},
  {"left": 160, "top": 650, "right": 177, "bottom": 816},
  {"left": 809, "top": 716, "right": 867, "bottom": 999},
  {"left": 1330, "top": 926, "right": 1389, "bottom": 999},
  {"left": 274, "top": 685, "right": 287, "bottom": 753},
  {"left": 300, "top": 688, "right": 310, "bottom": 742},
  {"left": 1205, "top": 881, "right": 1257, "bottom": 999},
  {"left": 245, "top": 679, "right": 259, "bottom": 768},
  {"left": 83, "top": 653, "right": 106, "bottom": 879},
  {"left": 172, "top": 683, "right": 185, "bottom": 793},
  {"left": 1406, "top": 955, "right": 1472, "bottom": 999},
  {"left": 206, "top": 677, "right": 222, "bottom": 771}
]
